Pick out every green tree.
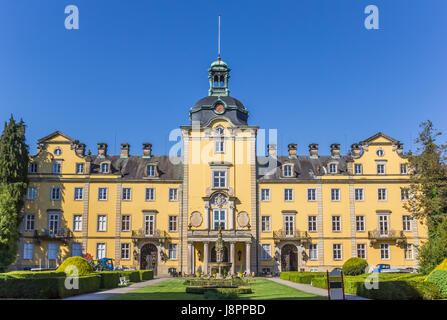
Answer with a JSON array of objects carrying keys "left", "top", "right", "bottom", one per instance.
[
  {"left": 405, "top": 120, "right": 447, "bottom": 231},
  {"left": 417, "top": 216, "right": 447, "bottom": 274},
  {"left": 0, "top": 116, "right": 29, "bottom": 272}
]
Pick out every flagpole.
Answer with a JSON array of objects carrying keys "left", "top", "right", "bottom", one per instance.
[{"left": 218, "top": 15, "right": 221, "bottom": 58}]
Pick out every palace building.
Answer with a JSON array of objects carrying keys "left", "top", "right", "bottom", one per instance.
[{"left": 14, "top": 56, "right": 427, "bottom": 275}]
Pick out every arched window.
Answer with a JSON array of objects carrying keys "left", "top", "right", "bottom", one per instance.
[{"left": 215, "top": 126, "right": 225, "bottom": 136}]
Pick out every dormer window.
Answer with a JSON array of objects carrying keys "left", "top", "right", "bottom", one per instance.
[
  {"left": 329, "top": 163, "right": 337, "bottom": 174},
  {"left": 101, "top": 163, "right": 109, "bottom": 174},
  {"left": 400, "top": 164, "right": 408, "bottom": 175},
  {"left": 54, "top": 147, "right": 62, "bottom": 156},
  {"left": 29, "top": 162, "right": 38, "bottom": 174},
  {"left": 283, "top": 165, "right": 293, "bottom": 177},
  {"left": 147, "top": 164, "right": 156, "bottom": 177},
  {"left": 215, "top": 126, "right": 225, "bottom": 135}
]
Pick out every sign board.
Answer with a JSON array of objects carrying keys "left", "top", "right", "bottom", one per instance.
[{"left": 326, "top": 269, "right": 346, "bottom": 300}]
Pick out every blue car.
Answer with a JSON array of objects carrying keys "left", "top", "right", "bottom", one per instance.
[{"left": 97, "top": 258, "right": 114, "bottom": 271}]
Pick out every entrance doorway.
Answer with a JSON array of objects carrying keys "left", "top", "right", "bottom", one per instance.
[
  {"left": 140, "top": 243, "right": 157, "bottom": 274},
  {"left": 281, "top": 244, "right": 298, "bottom": 271}
]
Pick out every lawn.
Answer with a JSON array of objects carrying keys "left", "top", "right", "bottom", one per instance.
[{"left": 109, "top": 278, "right": 326, "bottom": 300}]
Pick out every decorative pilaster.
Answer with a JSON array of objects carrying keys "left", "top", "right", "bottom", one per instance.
[
  {"left": 203, "top": 242, "right": 209, "bottom": 274},
  {"left": 115, "top": 183, "right": 122, "bottom": 265},
  {"left": 317, "top": 182, "right": 324, "bottom": 266},
  {"left": 349, "top": 181, "right": 357, "bottom": 257},
  {"left": 245, "top": 242, "right": 251, "bottom": 274},
  {"left": 204, "top": 202, "right": 210, "bottom": 230},
  {"left": 229, "top": 204, "right": 234, "bottom": 230},
  {"left": 82, "top": 182, "right": 90, "bottom": 255},
  {"left": 230, "top": 242, "right": 235, "bottom": 274},
  {"left": 180, "top": 129, "right": 190, "bottom": 274}
]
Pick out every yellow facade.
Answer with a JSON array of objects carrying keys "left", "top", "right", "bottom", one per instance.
[{"left": 14, "top": 58, "right": 427, "bottom": 275}]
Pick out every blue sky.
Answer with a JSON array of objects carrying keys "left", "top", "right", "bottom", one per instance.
[{"left": 1, "top": 0, "right": 446, "bottom": 156}]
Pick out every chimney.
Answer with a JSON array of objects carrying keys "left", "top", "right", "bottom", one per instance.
[
  {"left": 396, "top": 143, "right": 404, "bottom": 156},
  {"left": 97, "top": 143, "right": 107, "bottom": 157},
  {"left": 120, "top": 143, "right": 130, "bottom": 158},
  {"left": 288, "top": 143, "right": 297, "bottom": 158},
  {"left": 309, "top": 143, "right": 319, "bottom": 158},
  {"left": 351, "top": 143, "right": 361, "bottom": 158},
  {"left": 330, "top": 143, "right": 340, "bottom": 158},
  {"left": 267, "top": 144, "right": 277, "bottom": 158},
  {"left": 75, "top": 143, "right": 86, "bottom": 157},
  {"left": 85, "top": 150, "right": 92, "bottom": 174},
  {"left": 143, "top": 143, "right": 152, "bottom": 158}
]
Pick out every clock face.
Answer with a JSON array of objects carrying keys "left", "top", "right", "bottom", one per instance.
[{"left": 214, "top": 103, "right": 225, "bottom": 114}]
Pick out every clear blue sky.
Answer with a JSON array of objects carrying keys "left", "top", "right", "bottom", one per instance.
[{"left": 1, "top": 0, "right": 446, "bottom": 156}]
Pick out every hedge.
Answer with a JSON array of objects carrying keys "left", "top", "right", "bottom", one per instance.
[
  {"left": 0, "top": 271, "right": 66, "bottom": 279},
  {"left": 139, "top": 270, "right": 154, "bottom": 281},
  {"left": 280, "top": 272, "right": 326, "bottom": 284},
  {"left": 426, "top": 270, "right": 447, "bottom": 298},
  {"left": 118, "top": 270, "right": 140, "bottom": 282},
  {"left": 96, "top": 271, "right": 121, "bottom": 289},
  {"left": 0, "top": 274, "right": 101, "bottom": 299},
  {"left": 186, "top": 286, "right": 252, "bottom": 294},
  {"left": 342, "top": 258, "right": 368, "bottom": 276},
  {"left": 309, "top": 274, "right": 442, "bottom": 300}
]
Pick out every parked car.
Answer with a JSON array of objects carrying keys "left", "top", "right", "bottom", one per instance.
[{"left": 372, "top": 264, "right": 404, "bottom": 273}]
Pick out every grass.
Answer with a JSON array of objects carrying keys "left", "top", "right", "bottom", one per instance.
[{"left": 109, "top": 278, "right": 326, "bottom": 300}]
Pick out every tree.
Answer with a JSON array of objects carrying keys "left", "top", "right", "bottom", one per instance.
[
  {"left": 417, "top": 215, "right": 447, "bottom": 274},
  {"left": 0, "top": 116, "right": 29, "bottom": 272},
  {"left": 404, "top": 120, "right": 447, "bottom": 232}
]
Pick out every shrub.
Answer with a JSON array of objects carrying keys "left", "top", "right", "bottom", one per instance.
[
  {"left": 342, "top": 258, "right": 368, "bottom": 276},
  {"left": 57, "top": 257, "right": 94, "bottom": 276},
  {"left": 426, "top": 270, "right": 447, "bottom": 298},
  {"left": 139, "top": 270, "right": 154, "bottom": 281},
  {"left": 119, "top": 270, "right": 140, "bottom": 282},
  {"left": 57, "top": 275, "right": 102, "bottom": 298},
  {"left": 96, "top": 271, "right": 121, "bottom": 289},
  {"left": 281, "top": 271, "right": 326, "bottom": 284},
  {"left": 0, "top": 271, "right": 66, "bottom": 279}
]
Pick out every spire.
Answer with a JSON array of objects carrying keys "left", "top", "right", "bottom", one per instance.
[{"left": 208, "top": 15, "right": 230, "bottom": 96}]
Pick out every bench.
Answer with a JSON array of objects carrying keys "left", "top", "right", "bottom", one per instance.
[{"left": 119, "top": 276, "right": 129, "bottom": 286}]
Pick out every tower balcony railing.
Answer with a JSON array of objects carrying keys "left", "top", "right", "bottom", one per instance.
[
  {"left": 368, "top": 229, "right": 406, "bottom": 245},
  {"left": 273, "top": 229, "right": 310, "bottom": 244}
]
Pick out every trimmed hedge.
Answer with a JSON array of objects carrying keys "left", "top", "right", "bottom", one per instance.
[
  {"left": 342, "top": 258, "right": 368, "bottom": 276},
  {"left": 0, "top": 274, "right": 101, "bottom": 299},
  {"left": 96, "top": 271, "right": 121, "bottom": 289},
  {"left": 0, "top": 271, "right": 66, "bottom": 279},
  {"left": 57, "top": 257, "right": 94, "bottom": 276},
  {"left": 186, "top": 286, "right": 252, "bottom": 294},
  {"left": 280, "top": 272, "right": 326, "bottom": 285},
  {"left": 426, "top": 270, "right": 447, "bottom": 298},
  {"left": 119, "top": 270, "right": 140, "bottom": 282},
  {"left": 308, "top": 273, "right": 442, "bottom": 300},
  {"left": 139, "top": 270, "right": 154, "bottom": 281}
]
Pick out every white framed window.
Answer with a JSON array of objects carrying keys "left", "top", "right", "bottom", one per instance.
[
  {"left": 378, "top": 188, "right": 387, "bottom": 201},
  {"left": 215, "top": 140, "right": 225, "bottom": 153},
  {"left": 29, "top": 162, "right": 38, "bottom": 173},
  {"left": 404, "top": 244, "right": 414, "bottom": 260},
  {"left": 52, "top": 160, "right": 62, "bottom": 174},
  {"left": 308, "top": 215, "right": 317, "bottom": 232},
  {"left": 97, "top": 215, "right": 107, "bottom": 232},
  {"left": 331, "top": 188, "right": 340, "bottom": 201},
  {"left": 72, "top": 243, "right": 82, "bottom": 257},
  {"left": 402, "top": 215, "right": 412, "bottom": 231},
  {"left": 168, "top": 243, "right": 178, "bottom": 260},
  {"left": 23, "top": 243, "right": 34, "bottom": 260},
  {"left": 401, "top": 188, "right": 409, "bottom": 201},
  {"left": 329, "top": 163, "right": 337, "bottom": 174},
  {"left": 307, "top": 188, "right": 316, "bottom": 201},
  {"left": 377, "top": 163, "right": 386, "bottom": 175},
  {"left": 400, "top": 163, "right": 408, "bottom": 174},
  {"left": 213, "top": 171, "right": 226, "bottom": 188},
  {"left": 73, "top": 215, "right": 82, "bottom": 232},
  {"left": 168, "top": 216, "right": 178, "bottom": 232},
  {"left": 98, "top": 187, "right": 108, "bottom": 200},
  {"left": 309, "top": 244, "right": 318, "bottom": 260},
  {"left": 284, "top": 188, "right": 294, "bottom": 201},
  {"left": 96, "top": 243, "right": 106, "bottom": 259},
  {"left": 354, "top": 188, "right": 364, "bottom": 201},
  {"left": 283, "top": 165, "right": 293, "bottom": 177},
  {"left": 122, "top": 187, "right": 132, "bottom": 201},
  {"left": 27, "top": 187, "right": 37, "bottom": 200},
  {"left": 48, "top": 243, "right": 59, "bottom": 260},
  {"left": 261, "top": 216, "right": 271, "bottom": 232},
  {"left": 144, "top": 215, "right": 155, "bottom": 235},
  {"left": 25, "top": 214, "right": 35, "bottom": 231},
  {"left": 378, "top": 214, "right": 390, "bottom": 235},
  {"left": 356, "top": 215, "right": 365, "bottom": 232},
  {"left": 354, "top": 164, "right": 362, "bottom": 175},
  {"left": 74, "top": 187, "right": 83, "bottom": 200},
  {"left": 121, "top": 243, "right": 130, "bottom": 260},
  {"left": 332, "top": 216, "right": 341, "bottom": 232},
  {"left": 48, "top": 213, "right": 60, "bottom": 235},
  {"left": 284, "top": 215, "right": 295, "bottom": 236},
  {"left": 213, "top": 209, "right": 226, "bottom": 230},
  {"left": 357, "top": 243, "right": 366, "bottom": 259},
  {"left": 260, "top": 188, "right": 271, "bottom": 201},
  {"left": 261, "top": 244, "right": 271, "bottom": 261},
  {"left": 145, "top": 187, "right": 155, "bottom": 201},
  {"left": 76, "top": 163, "right": 84, "bottom": 174},
  {"left": 101, "top": 163, "right": 109, "bottom": 173},
  {"left": 50, "top": 186, "right": 61, "bottom": 200},
  {"left": 146, "top": 165, "right": 156, "bottom": 177},
  {"left": 169, "top": 188, "right": 178, "bottom": 201},
  {"left": 380, "top": 243, "right": 390, "bottom": 260},
  {"left": 333, "top": 244, "right": 342, "bottom": 260},
  {"left": 121, "top": 215, "right": 131, "bottom": 232}
]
